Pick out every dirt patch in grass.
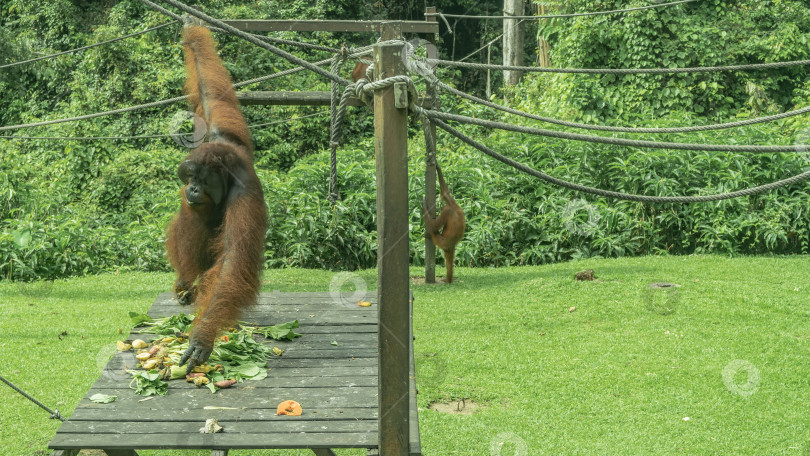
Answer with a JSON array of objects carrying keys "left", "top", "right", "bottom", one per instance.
[{"left": 429, "top": 398, "right": 483, "bottom": 415}]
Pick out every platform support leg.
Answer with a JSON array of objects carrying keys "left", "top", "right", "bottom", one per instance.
[
  {"left": 51, "top": 451, "right": 80, "bottom": 456},
  {"left": 374, "top": 21, "right": 411, "bottom": 456},
  {"left": 211, "top": 451, "right": 229, "bottom": 456},
  {"left": 313, "top": 449, "right": 338, "bottom": 456},
  {"left": 103, "top": 450, "right": 139, "bottom": 456}
]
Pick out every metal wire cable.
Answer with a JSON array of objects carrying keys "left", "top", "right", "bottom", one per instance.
[
  {"left": 432, "top": 118, "right": 810, "bottom": 204},
  {"left": 426, "top": 57, "right": 810, "bottom": 74},
  {"left": 0, "top": 373, "right": 65, "bottom": 421},
  {"left": 428, "top": 0, "right": 698, "bottom": 21},
  {"left": 434, "top": 80, "right": 810, "bottom": 134},
  {"left": 0, "top": 22, "right": 178, "bottom": 70},
  {"left": 424, "top": 110, "right": 805, "bottom": 153}
]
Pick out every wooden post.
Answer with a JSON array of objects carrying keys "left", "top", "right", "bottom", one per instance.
[
  {"left": 503, "top": 0, "right": 525, "bottom": 87},
  {"left": 374, "top": 22, "right": 410, "bottom": 456},
  {"left": 424, "top": 6, "right": 438, "bottom": 285}
]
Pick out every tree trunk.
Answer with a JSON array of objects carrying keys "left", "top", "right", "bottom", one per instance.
[
  {"left": 537, "top": 3, "right": 551, "bottom": 68},
  {"left": 502, "top": 0, "right": 525, "bottom": 87}
]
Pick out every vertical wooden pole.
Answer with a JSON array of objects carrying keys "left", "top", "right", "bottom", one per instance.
[
  {"left": 374, "top": 22, "right": 410, "bottom": 456},
  {"left": 424, "top": 6, "right": 437, "bottom": 284}
]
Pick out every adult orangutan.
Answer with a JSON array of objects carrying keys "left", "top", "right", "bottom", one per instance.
[
  {"left": 165, "top": 21, "right": 267, "bottom": 371},
  {"left": 422, "top": 163, "right": 465, "bottom": 283}
]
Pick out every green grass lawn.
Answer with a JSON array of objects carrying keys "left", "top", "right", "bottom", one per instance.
[{"left": 1, "top": 255, "right": 808, "bottom": 455}]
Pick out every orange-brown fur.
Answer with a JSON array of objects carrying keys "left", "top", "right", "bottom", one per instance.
[
  {"left": 422, "top": 164, "right": 465, "bottom": 283},
  {"left": 166, "top": 25, "right": 267, "bottom": 355},
  {"left": 351, "top": 60, "right": 371, "bottom": 82}
]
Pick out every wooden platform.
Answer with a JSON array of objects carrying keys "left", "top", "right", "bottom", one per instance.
[{"left": 48, "top": 291, "right": 421, "bottom": 456}]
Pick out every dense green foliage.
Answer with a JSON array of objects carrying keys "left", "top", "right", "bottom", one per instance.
[{"left": 2, "top": 0, "right": 810, "bottom": 280}]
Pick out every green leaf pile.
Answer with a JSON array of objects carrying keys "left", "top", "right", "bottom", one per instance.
[
  {"left": 130, "top": 312, "right": 194, "bottom": 335},
  {"left": 255, "top": 320, "right": 302, "bottom": 341},
  {"left": 126, "top": 315, "right": 306, "bottom": 396}
]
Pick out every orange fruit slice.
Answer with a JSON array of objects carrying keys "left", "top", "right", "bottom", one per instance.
[{"left": 276, "top": 400, "right": 302, "bottom": 416}]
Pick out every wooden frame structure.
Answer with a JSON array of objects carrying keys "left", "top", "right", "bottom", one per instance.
[{"left": 48, "top": 8, "right": 440, "bottom": 456}]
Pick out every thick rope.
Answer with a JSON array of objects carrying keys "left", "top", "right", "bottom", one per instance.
[
  {"left": 424, "top": 110, "right": 806, "bottom": 153},
  {"left": 427, "top": 0, "right": 698, "bottom": 21},
  {"left": 328, "top": 51, "right": 347, "bottom": 203},
  {"left": 426, "top": 57, "right": 810, "bottom": 74},
  {"left": 139, "top": 0, "right": 339, "bottom": 53},
  {"left": 0, "top": 373, "right": 65, "bottom": 421},
  {"left": 0, "top": 22, "right": 178, "bottom": 70},
  {"left": 153, "top": 0, "right": 350, "bottom": 86},
  {"left": 432, "top": 118, "right": 810, "bottom": 204},
  {"left": 434, "top": 80, "right": 810, "bottom": 134}
]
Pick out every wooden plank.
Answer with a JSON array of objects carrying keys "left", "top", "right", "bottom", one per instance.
[
  {"left": 67, "top": 408, "right": 377, "bottom": 422},
  {"left": 73, "top": 387, "right": 379, "bottom": 409},
  {"left": 408, "top": 291, "right": 422, "bottom": 456},
  {"left": 148, "top": 303, "right": 376, "bottom": 312},
  {"left": 221, "top": 19, "right": 438, "bottom": 34},
  {"left": 131, "top": 324, "right": 379, "bottom": 335},
  {"left": 150, "top": 292, "right": 378, "bottom": 304},
  {"left": 50, "top": 432, "right": 376, "bottom": 450},
  {"left": 97, "top": 352, "right": 376, "bottom": 382},
  {"left": 143, "top": 310, "right": 377, "bottom": 326},
  {"left": 236, "top": 91, "right": 434, "bottom": 108},
  {"left": 56, "top": 420, "right": 376, "bottom": 434},
  {"left": 93, "top": 374, "right": 376, "bottom": 389},
  {"left": 238, "top": 91, "right": 365, "bottom": 106},
  {"left": 114, "top": 334, "right": 376, "bottom": 351},
  {"left": 374, "top": 23, "right": 411, "bottom": 456}
]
